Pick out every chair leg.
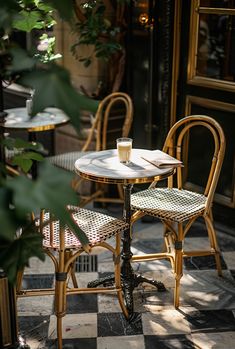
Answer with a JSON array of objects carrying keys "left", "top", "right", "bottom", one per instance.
[
  {"left": 54, "top": 242, "right": 67, "bottom": 349},
  {"left": 165, "top": 234, "right": 175, "bottom": 270},
  {"left": 54, "top": 278, "right": 67, "bottom": 349},
  {"left": 114, "top": 234, "right": 129, "bottom": 319},
  {"left": 79, "top": 188, "right": 104, "bottom": 207},
  {"left": 71, "top": 175, "right": 82, "bottom": 192},
  {"left": 163, "top": 224, "right": 175, "bottom": 270},
  {"left": 204, "top": 214, "right": 222, "bottom": 276},
  {"left": 57, "top": 314, "right": 63, "bottom": 349},
  {"left": 70, "top": 264, "right": 78, "bottom": 288},
  {"left": 16, "top": 268, "right": 24, "bottom": 294},
  {"left": 174, "top": 223, "right": 184, "bottom": 309},
  {"left": 116, "top": 282, "right": 129, "bottom": 319},
  {"left": 117, "top": 183, "right": 124, "bottom": 201},
  {"left": 65, "top": 251, "right": 78, "bottom": 288},
  {"left": 162, "top": 224, "right": 169, "bottom": 253}
]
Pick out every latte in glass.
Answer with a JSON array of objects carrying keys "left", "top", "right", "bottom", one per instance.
[{"left": 116, "top": 138, "right": 133, "bottom": 164}]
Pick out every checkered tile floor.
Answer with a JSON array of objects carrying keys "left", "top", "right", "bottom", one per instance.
[{"left": 17, "top": 213, "right": 235, "bottom": 349}]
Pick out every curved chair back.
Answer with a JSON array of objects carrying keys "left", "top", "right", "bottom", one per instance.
[
  {"left": 82, "top": 92, "right": 133, "bottom": 152},
  {"left": 152, "top": 115, "right": 225, "bottom": 214}
]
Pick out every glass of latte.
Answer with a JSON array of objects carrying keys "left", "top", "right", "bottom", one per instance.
[{"left": 116, "top": 138, "right": 133, "bottom": 164}]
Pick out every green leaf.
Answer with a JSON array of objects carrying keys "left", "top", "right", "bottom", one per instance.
[
  {"left": 36, "top": 2, "right": 54, "bottom": 12},
  {"left": 0, "top": 187, "right": 24, "bottom": 241},
  {"left": 10, "top": 47, "right": 37, "bottom": 73},
  {"left": 6, "top": 161, "right": 89, "bottom": 247},
  {"left": 11, "top": 156, "right": 32, "bottom": 173},
  {"left": 0, "top": 228, "right": 45, "bottom": 284},
  {"left": 3, "top": 137, "right": 44, "bottom": 152},
  {"left": 22, "top": 152, "right": 44, "bottom": 161},
  {"left": 11, "top": 151, "right": 44, "bottom": 173},
  {"left": 19, "top": 64, "right": 99, "bottom": 131},
  {"left": 13, "top": 10, "right": 43, "bottom": 32}
]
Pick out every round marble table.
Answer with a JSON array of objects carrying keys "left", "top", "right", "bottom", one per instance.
[
  {"left": 4, "top": 107, "right": 69, "bottom": 132},
  {"left": 75, "top": 148, "right": 173, "bottom": 184},
  {"left": 4, "top": 107, "right": 69, "bottom": 178},
  {"left": 75, "top": 148, "right": 174, "bottom": 315}
]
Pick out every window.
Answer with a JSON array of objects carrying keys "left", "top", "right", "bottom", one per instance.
[{"left": 188, "top": 0, "right": 235, "bottom": 91}]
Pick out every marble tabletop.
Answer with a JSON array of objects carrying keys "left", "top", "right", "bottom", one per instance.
[
  {"left": 4, "top": 107, "right": 69, "bottom": 132},
  {"left": 75, "top": 149, "right": 174, "bottom": 185}
]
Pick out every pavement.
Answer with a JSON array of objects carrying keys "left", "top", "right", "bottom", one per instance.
[{"left": 17, "top": 204, "right": 235, "bottom": 349}]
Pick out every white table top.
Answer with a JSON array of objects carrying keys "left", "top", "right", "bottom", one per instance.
[
  {"left": 4, "top": 107, "right": 69, "bottom": 132},
  {"left": 75, "top": 149, "right": 174, "bottom": 185}
]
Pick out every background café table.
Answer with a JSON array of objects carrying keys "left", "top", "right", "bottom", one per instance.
[
  {"left": 4, "top": 107, "right": 69, "bottom": 142},
  {"left": 4, "top": 107, "right": 69, "bottom": 177},
  {"left": 75, "top": 148, "right": 174, "bottom": 314}
]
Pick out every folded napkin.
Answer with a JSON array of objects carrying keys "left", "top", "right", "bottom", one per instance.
[{"left": 141, "top": 150, "right": 183, "bottom": 168}]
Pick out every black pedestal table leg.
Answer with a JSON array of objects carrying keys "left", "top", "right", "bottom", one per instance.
[
  {"left": 120, "top": 184, "right": 166, "bottom": 313},
  {"left": 120, "top": 184, "right": 135, "bottom": 314},
  {"left": 88, "top": 184, "right": 136, "bottom": 314},
  {"left": 88, "top": 182, "right": 166, "bottom": 314}
]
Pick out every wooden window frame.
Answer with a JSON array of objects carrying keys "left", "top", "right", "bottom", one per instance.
[
  {"left": 187, "top": 0, "right": 235, "bottom": 92},
  {"left": 185, "top": 95, "right": 235, "bottom": 207}
]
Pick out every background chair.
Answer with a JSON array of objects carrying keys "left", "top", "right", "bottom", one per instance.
[
  {"left": 131, "top": 115, "right": 226, "bottom": 308},
  {"left": 48, "top": 92, "right": 133, "bottom": 206},
  {"left": 16, "top": 205, "right": 129, "bottom": 348}
]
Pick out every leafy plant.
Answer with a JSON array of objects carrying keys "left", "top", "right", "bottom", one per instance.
[
  {"left": 71, "top": 0, "right": 122, "bottom": 67},
  {"left": 71, "top": 0, "right": 129, "bottom": 96},
  {"left": 3, "top": 137, "right": 44, "bottom": 173},
  {"left": 0, "top": 0, "right": 99, "bottom": 283}
]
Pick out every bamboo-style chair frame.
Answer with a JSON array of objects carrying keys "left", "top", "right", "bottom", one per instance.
[
  {"left": 131, "top": 115, "right": 226, "bottom": 308},
  {"left": 49, "top": 92, "right": 133, "bottom": 207},
  {"left": 16, "top": 207, "right": 129, "bottom": 348}
]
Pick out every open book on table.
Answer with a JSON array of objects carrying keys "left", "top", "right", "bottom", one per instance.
[{"left": 141, "top": 150, "right": 183, "bottom": 168}]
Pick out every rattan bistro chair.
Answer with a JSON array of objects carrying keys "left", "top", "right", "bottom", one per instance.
[
  {"left": 16, "top": 206, "right": 129, "bottom": 348},
  {"left": 48, "top": 92, "right": 133, "bottom": 206},
  {"left": 131, "top": 115, "right": 226, "bottom": 308}
]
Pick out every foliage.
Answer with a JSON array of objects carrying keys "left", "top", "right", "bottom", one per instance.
[
  {"left": 35, "top": 33, "right": 62, "bottom": 62},
  {"left": 12, "top": 0, "right": 56, "bottom": 32},
  {"left": 3, "top": 137, "right": 44, "bottom": 173},
  {"left": 0, "top": 0, "right": 99, "bottom": 282},
  {"left": 71, "top": 0, "right": 122, "bottom": 67},
  {"left": 1, "top": 160, "right": 91, "bottom": 283}
]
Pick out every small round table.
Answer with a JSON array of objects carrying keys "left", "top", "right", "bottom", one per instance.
[
  {"left": 75, "top": 148, "right": 174, "bottom": 315},
  {"left": 4, "top": 107, "right": 69, "bottom": 177},
  {"left": 4, "top": 107, "right": 69, "bottom": 132}
]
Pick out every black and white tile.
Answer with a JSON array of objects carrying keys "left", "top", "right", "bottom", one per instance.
[{"left": 18, "top": 218, "right": 235, "bottom": 349}]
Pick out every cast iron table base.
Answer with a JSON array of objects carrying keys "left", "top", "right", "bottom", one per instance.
[
  {"left": 88, "top": 183, "right": 166, "bottom": 316},
  {"left": 87, "top": 272, "right": 166, "bottom": 316}
]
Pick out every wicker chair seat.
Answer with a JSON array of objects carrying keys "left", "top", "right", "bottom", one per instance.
[
  {"left": 48, "top": 151, "right": 91, "bottom": 171},
  {"left": 131, "top": 188, "right": 207, "bottom": 223},
  {"left": 40, "top": 206, "right": 128, "bottom": 250}
]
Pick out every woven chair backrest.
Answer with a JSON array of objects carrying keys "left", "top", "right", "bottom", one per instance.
[
  {"left": 160, "top": 115, "right": 225, "bottom": 212},
  {"left": 82, "top": 92, "right": 133, "bottom": 152}
]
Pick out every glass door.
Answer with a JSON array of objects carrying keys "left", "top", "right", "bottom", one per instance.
[{"left": 176, "top": 0, "right": 235, "bottom": 226}]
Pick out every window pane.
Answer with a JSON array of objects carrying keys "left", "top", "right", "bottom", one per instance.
[
  {"left": 197, "top": 14, "right": 235, "bottom": 81},
  {"left": 187, "top": 102, "right": 234, "bottom": 200},
  {"left": 200, "top": 0, "right": 235, "bottom": 8}
]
